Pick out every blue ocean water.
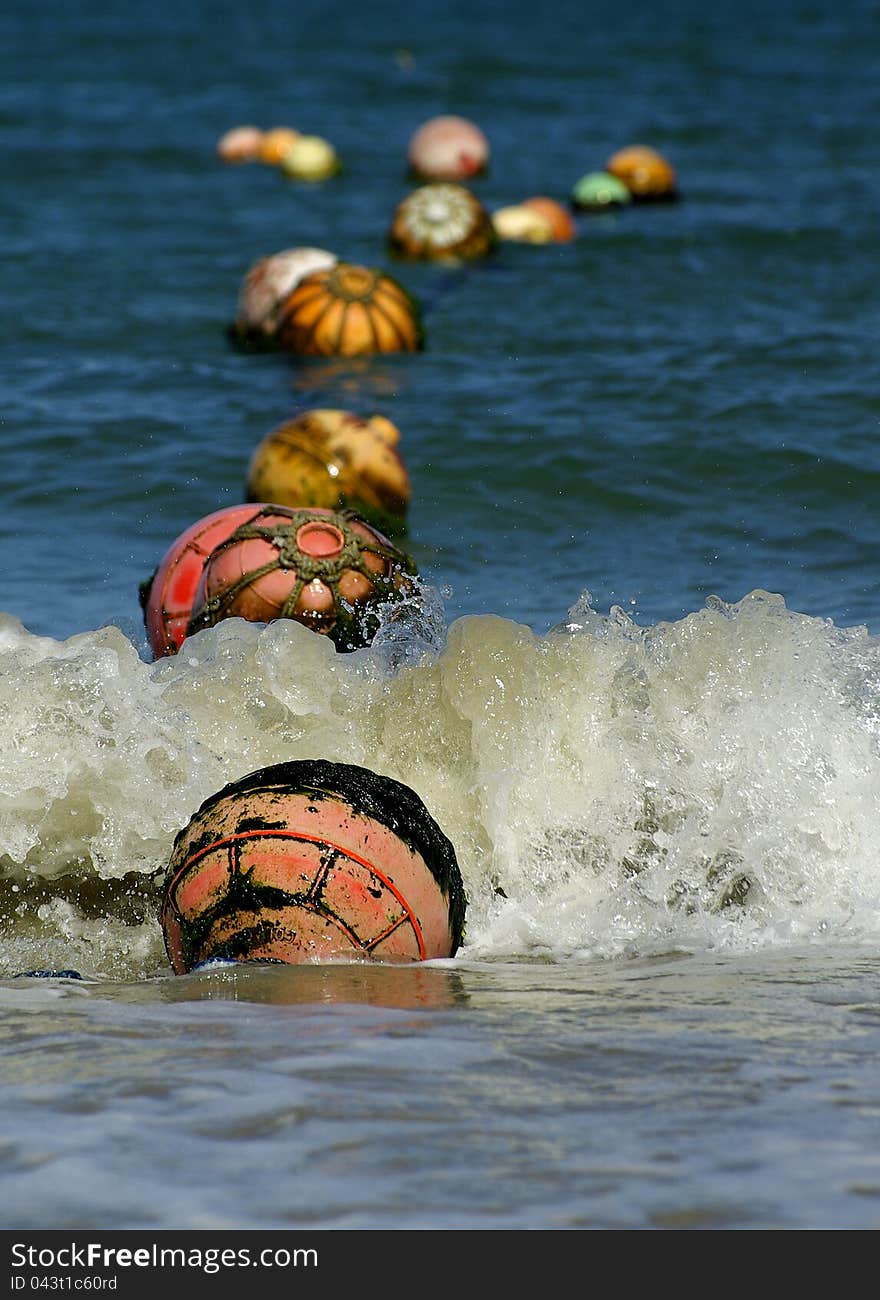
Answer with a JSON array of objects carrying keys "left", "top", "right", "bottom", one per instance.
[{"left": 1, "top": 0, "right": 880, "bottom": 1232}]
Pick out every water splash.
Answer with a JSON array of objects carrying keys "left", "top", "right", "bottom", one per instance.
[{"left": 0, "top": 587, "right": 878, "bottom": 978}]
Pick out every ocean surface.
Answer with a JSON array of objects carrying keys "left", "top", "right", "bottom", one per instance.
[{"left": 2, "top": 0, "right": 880, "bottom": 1232}]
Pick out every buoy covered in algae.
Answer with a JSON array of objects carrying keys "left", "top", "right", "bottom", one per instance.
[
  {"left": 246, "top": 409, "right": 410, "bottom": 533},
  {"left": 160, "top": 758, "right": 468, "bottom": 972}
]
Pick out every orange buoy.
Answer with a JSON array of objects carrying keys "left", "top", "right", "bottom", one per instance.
[
  {"left": 257, "top": 126, "right": 302, "bottom": 165},
  {"left": 388, "top": 182, "right": 495, "bottom": 262},
  {"left": 160, "top": 758, "right": 467, "bottom": 972},
  {"left": 186, "top": 504, "right": 417, "bottom": 651},
  {"left": 521, "top": 196, "right": 577, "bottom": 242},
  {"left": 140, "top": 503, "right": 268, "bottom": 659},
  {"left": 276, "top": 262, "right": 423, "bottom": 357},
  {"left": 245, "top": 409, "right": 410, "bottom": 533},
  {"left": 217, "top": 126, "right": 264, "bottom": 163},
  {"left": 605, "top": 144, "right": 678, "bottom": 202},
  {"left": 407, "top": 115, "right": 489, "bottom": 181},
  {"left": 231, "top": 246, "right": 338, "bottom": 345}
]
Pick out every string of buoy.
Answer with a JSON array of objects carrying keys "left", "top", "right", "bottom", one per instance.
[{"left": 142, "top": 113, "right": 679, "bottom": 974}]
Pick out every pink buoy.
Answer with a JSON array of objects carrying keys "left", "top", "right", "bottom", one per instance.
[
  {"left": 139, "top": 504, "right": 266, "bottom": 659},
  {"left": 406, "top": 115, "right": 490, "bottom": 181}
]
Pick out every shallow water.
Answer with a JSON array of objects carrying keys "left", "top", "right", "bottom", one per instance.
[{"left": 2, "top": 0, "right": 880, "bottom": 1231}]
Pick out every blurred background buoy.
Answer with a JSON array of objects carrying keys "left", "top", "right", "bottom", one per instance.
[
  {"left": 279, "top": 134, "right": 341, "bottom": 180},
  {"left": 246, "top": 409, "right": 410, "bottom": 534},
  {"left": 520, "top": 196, "right": 577, "bottom": 242},
  {"left": 389, "top": 182, "right": 495, "bottom": 262},
  {"left": 491, "top": 203, "right": 554, "bottom": 243},
  {"left": 406, "top": 114, "right": 490, "bottom": 181},
  {"left": 231, "top": 246, "right": 338, "bottom": 345},
  {"left": 186, "top": 504, "right": 418, "bottom": 651},
  {"left": 257, "top": 126, "right": 301, "bottom": 165},
  {"left": 160, "top": 758, "right": 468, "bottom": 972},
  {"left": 570, "top": 170, "right": 633, "bottom": 211},
  {"left": 605, "top": 144, "right": 678, "bottom": 202},
  {"left": 275, "top": 262, "right": 423, "bottom": 357},
  {"left": 217, "top": 125, "right": 264, "bottom": 163}
]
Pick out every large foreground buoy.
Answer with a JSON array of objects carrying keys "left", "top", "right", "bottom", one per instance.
[
  {"left": 276, "top": 262, "right": 423, "bottom": 357},
  {"left": 160, "top": 759, "right": 468, "bottom": 971},
  {"left": 407, "top": 115, "right": 490, "bottom": 181},
  {"left": 246, "top": 409, "right": 410, "bottom": 532},
  {"left": 388, "top": 183, "right": 495, "bottom": 262},
  {"left": 186, "top": 504, "right": 417, "bottom": 651}
]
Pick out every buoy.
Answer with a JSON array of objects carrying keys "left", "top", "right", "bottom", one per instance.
[
  {"left": 388, "top": 182, "right": 495, "bottom": 262},
  {"left": 521, "top": 196, "right": 577, "bottom": 242},
  {"left": 246, "top": 409, "right": 410, "bottom": 532},
  {"left": 570, "top": 171, "right": 632, "bottom": 211},
  {"left": 186, "top": 504, "right": 418, "bottom": 651},
  {"left": 160, "top": 758, "right": 468, "bottom": 972},
  {"left": 605, "top": 145, "right": 678, "bottom": 202},
  {"left": 258, "top": 126, "right": 302, "bottom": 165},
  {"left": 276, "top": 262, "right": 423, "bottom": 357},
  {"left": 407, "top": 115, "right": 490, "bottom": 181},
  {"left": 140, "top": 503, "right": 270, "bottom": 659},
  {"left": 217, "top": 126, "right": 264, "bottom": 163},
  {"left": 491, "top": 204, "right": 554, "bottom": 243},
  {"left": 279, "top": 134, "right": 340, "bottom": 181},
  {"left": 232, "top": 247, "right": 338, "bottom": 345}
]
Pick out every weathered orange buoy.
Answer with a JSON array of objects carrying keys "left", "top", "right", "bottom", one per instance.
[
  {"left": 521, "top": 196, "right": 577, "bottom": 242},
  {"left": 160, "top": 758, "right": 468, "bottom": 972},
  {"left": 407, "top": 115, "right": 490, "bottom": 181},
  {"left": 231, "top": 246, "right": 338, "bottom": 345},
  {"left": 245, "top": 409, "right": 410, "bottom": 533},
  {"left": 388, "top": 182, "right": 495, "bottom": 262},
  {"left": 275, "top": 262, "right": 423, "bottom": 357},
  {"left": 186, "top": 504, "right": 418, "bottom": 651},
  {"left": 217, "top": 126, "right": 264, "bottom": 163},
  {"left": 605, "top": 144, "right": 678, "bottom": 202},
  {"left": 258, "top": 126, "right": 302, "bottom": 165},
  {"left": 140, "top": 503, "right": 267, "bottom": 659}
]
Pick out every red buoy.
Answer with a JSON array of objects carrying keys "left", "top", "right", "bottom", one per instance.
[{"left": 140, "top": 504, "right": 264, "bottom": 659}]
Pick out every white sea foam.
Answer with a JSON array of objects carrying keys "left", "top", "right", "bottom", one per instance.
[{"left": 0, "top": 586, "right": 878, "bottom": 978}]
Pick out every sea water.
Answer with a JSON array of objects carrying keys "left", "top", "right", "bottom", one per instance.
[{"left": 2, "top": 0, "right": 880, "bottom": 1231}]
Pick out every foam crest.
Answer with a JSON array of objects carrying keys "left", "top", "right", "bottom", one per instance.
[{"left": 0, "top": 588, "right": 877, "bottom": 977}]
